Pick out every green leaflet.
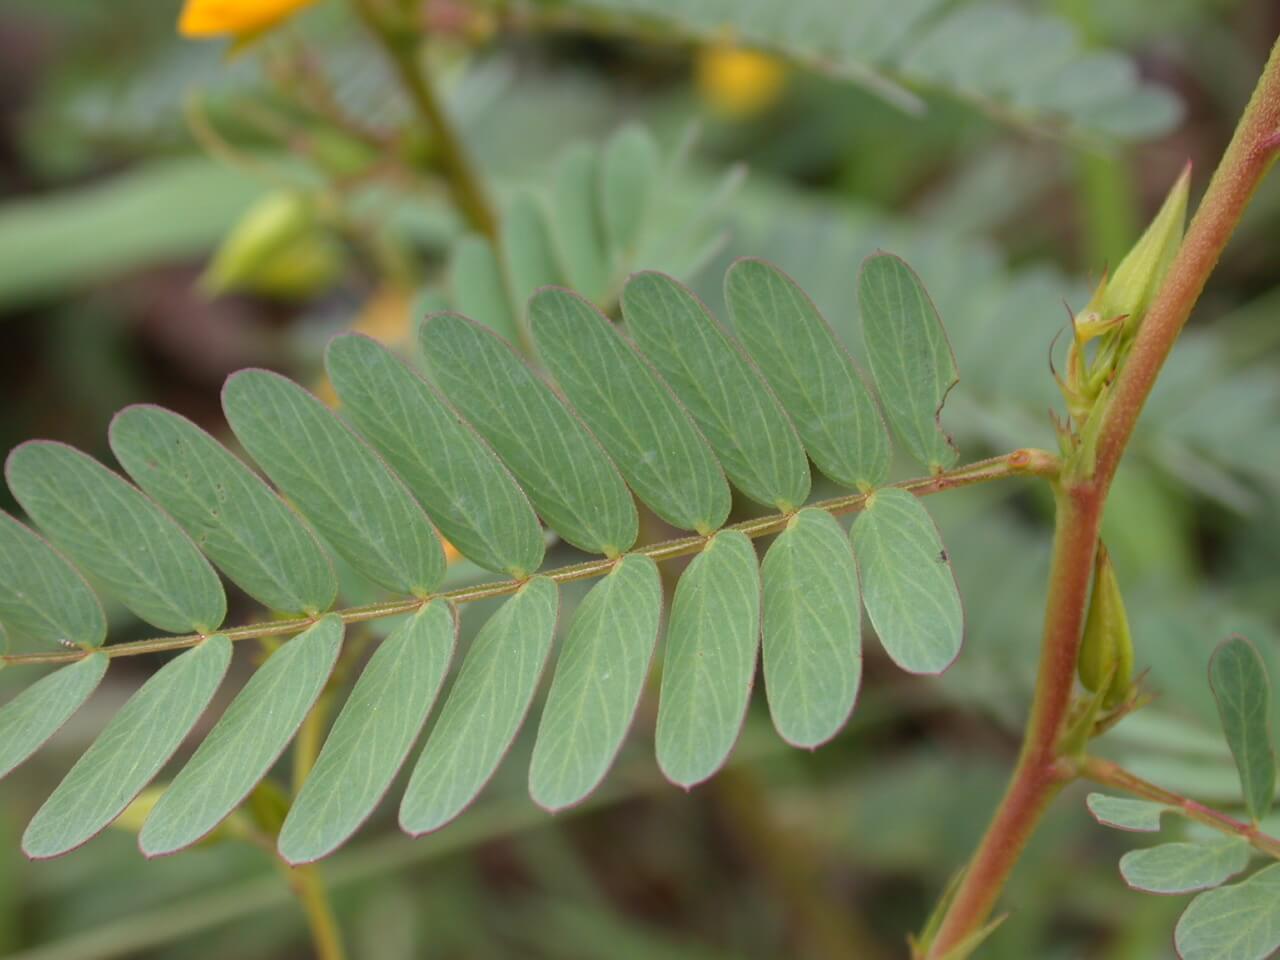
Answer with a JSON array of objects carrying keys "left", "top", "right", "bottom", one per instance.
[
  {"left": 621, "top": 271, "right": 811, "bottom": 511},
  {"left": 552, "top": 142, "right": 611, "bottom": 304},
  {"left": 656, "top": 531, "right": 760, "bottom": 787},
  {"left": 140, "top": 616, "right": 343, "bottom": 857},
  {"left": 0, "top": 654, "right": 108, "bottom": 782},
  {"left": 23, "top": 636, "right": 231, "bottom": 860},
  {"left": 600, "top": 124, "right": 658, "bottom": 254},
  {"left": 761, "top": 508, "right": 862, "bottom": 748},
  {"left": 529, "top": 288, "right": 731, "bottom": 533},
  {"left": 222, "top": 370, "right": 445, "bottom": 596},
  {"left": 501, "top": 191, "right": 564, "bottom": 308},
  {"left": 400, "top": 577, "right": 558, "bottom": 835},
  {"left": 326, "top": 335, "right": 544, "bottom": 578},
  {"left": 1086, "top": 793, "right": 1167, "bottom": 832},
  {"left": 1210, "top": 635, "right": 1276, "bottom": 823},
  {"left": 725, "top": 258, "right": 889, "bottom": 490},
  {"left": 1175, "top": 863, "right": 1280, "bottom": 960},
  {"left": 0, "top": 511, "right": 106, "bottom": 648},
  {"left": 1119, "top": 838, "right": 1251, "bottom": 895},
  {"left": 529, "top": 555, "right": 662, "bottom": 812},
  {"left": 448, "top": 234, "right": 520, "bottom": 345},
  {"left": 851, "top": 489, "right": 963, "bottom": 675},
  {"left": 857, "top": 253, "right": 960, "bottom": 472},
  {"left": 419, "top": 313, "right": 637, "bottom": 556},
  {"left": 109, "top": 406, "right": 337, "bottom": 616},
  {"left": 280, "top": 601, "right": 456, "bottom": 864},
  {"left": 6, "top": 442, "right": 226, "bottom": 634}
]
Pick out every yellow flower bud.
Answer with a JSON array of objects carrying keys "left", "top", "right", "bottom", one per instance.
[
  {"left": 696, "top": 46, "right": 787, "bottom": 117},
  {"left": 1078, "top": 543, "right": 1135, "bottom": 708}
]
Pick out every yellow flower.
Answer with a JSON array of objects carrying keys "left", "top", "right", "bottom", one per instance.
[
  {"left": 178, "top": 0, "right": 318, "bottom": 41},
  {"left": 696, "top": 45, "right": 786, "bottom": 117}
]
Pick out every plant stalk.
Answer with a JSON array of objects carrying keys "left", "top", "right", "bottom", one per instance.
[
  {"left": 281, "top": 863, "right": 346, "bottom": 960},
  {"left": 350, "top": 0, "right": 498, "bottom": 240},
  {"left": 926, "top": 32, "right": 1280, "bottom": 956}
]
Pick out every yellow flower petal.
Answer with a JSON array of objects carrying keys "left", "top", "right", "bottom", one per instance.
[
  {"left": 178, "top": 0, "right": 318, "bottom": 39},
  {"left": 696, "top": 45, "right": 786, "bottom": 117}
]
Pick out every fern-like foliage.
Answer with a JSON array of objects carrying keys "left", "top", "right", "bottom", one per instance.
[
  {"left": 543, "top": 0, "right": 1181, "bottom": 139},
  {"left": 0, "top": 254, "right": 972, "bottom": 865}
]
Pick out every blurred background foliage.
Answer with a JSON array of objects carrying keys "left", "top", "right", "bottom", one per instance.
[{"left": 1, "top": 0, "right": 1279, "bottom": 957}]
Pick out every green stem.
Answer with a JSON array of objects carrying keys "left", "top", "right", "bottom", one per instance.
[
  {"left": 1079, "top": 755, "right": 1280, "bottom": 860},
  {"left": 278, "top": 863, "right": 346, "bottom": 960},
  {"left": 2, "top": 450, "right": 1056, "bottom": 669},
  {"left": 926, "top": 33, "right": 1280, "bottom": 957},
  {"left": 350, "top": 0, "right": 498, "bottom": 240}
]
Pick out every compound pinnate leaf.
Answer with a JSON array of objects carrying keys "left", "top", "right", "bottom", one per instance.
[
  {"left": 552, "top": 142, "right": 611, "bottom": 304},
  {"left": 449, "top": 234, "right": 520, "bottom": 346},
  {"left": 109, "top": 406, "right": 336, "bottom": 616},
  {"left": 326, "top": 335, "right": 544, "bottom": 578},
  {"left": 1120, "top": 838, "right": 1251, "bottom": 895},
  {"left": 600, "top": 124, "right": 658, "bottom": 253},
  {"left": 1086, "top": 793, "right": 1167, "bottom": 832},
  {"left": 1175, "top": 863, "right": 1280, "bottom": 960},
  {"left": 858, "top": 253, "right": 960, "bottom": 471},
  {"left": 530, "top": 287, "right": 730, "bottom": 533},
  {"left": 140, "top": 616, "right": 343, "bottom": 857},
  {"left": 1210, "top": 635, "right": 1276, "bottom": 823},
  {"left": 223, "top": 370, "right": 445, "bottom": 596},
  {"left": 851, "top": 488, "right": 962, "bottom": 675},
  {"left": 0, "top": 511, "right": 106, "bottom": 648},
  {"left": 0, "top": 654, "right": 108, "bottom": 782},
  {"left": 280, "top": 601, "right": 456, "bottom": 864},
  {"left": 6, "top": 442, "right": 226, "bottom": 634},
  {"left": 621, "top": 271, "right": 810, "bottom": 511},
  {"left": 529, "top": 555, "right": 662, "bottom": 812},
  {"left": 761, "top": 508, "right": 862, "bottom": 748},
  {"left": 725, "top": 257, "right": 889, "bottom": 490},
  {"left": 420, "top": 313, "right": 637, "bottom": 556},
  {"left": 23, "top": 636, "right": 231, "bottom": 860},
  {"left": 656, "top": 530, "right": 760, "bottom": 788},
  {"left": 400, "top": 577, "right": 558, "bottom": 835}
]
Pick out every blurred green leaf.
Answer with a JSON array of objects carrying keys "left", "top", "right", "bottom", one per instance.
[
  {"left": 1119, "top": 838, "right": 1250, "bottom": 895},
  {"left": 1210, "top": 636, "right": 1276, "bottom": 823},
  {"left": 1175, "top": 863, "right": 1280, "bottom": 960},
  {"left": 1086, "top": 793, "right": 1167, "bottom": 832}
]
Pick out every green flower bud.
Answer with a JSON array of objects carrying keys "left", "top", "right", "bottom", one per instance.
[
  {"left": 1078, "top": 543, "right": 1135, "bottom": 708},
  {"left": 1078, "top": 165, "right": 1191, "bottom": 337},
  {"left": 201, "top": 190, "right": 342, "bottom": 299}
]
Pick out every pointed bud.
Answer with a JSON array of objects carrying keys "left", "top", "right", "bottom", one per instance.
[
  {"left": 1081, "top": 165, "right": 1191, "bottom": 336},
  {"left": 201, "top": 190, "right": 342, "bottom": 299},
  {"left": 1078, "top": 543, "right": 1135, "bottom": 708}
]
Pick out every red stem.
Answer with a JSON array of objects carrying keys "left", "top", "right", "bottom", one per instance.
[{"left": 927, "top": 32, "right": 1280, "bottom": 957}]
